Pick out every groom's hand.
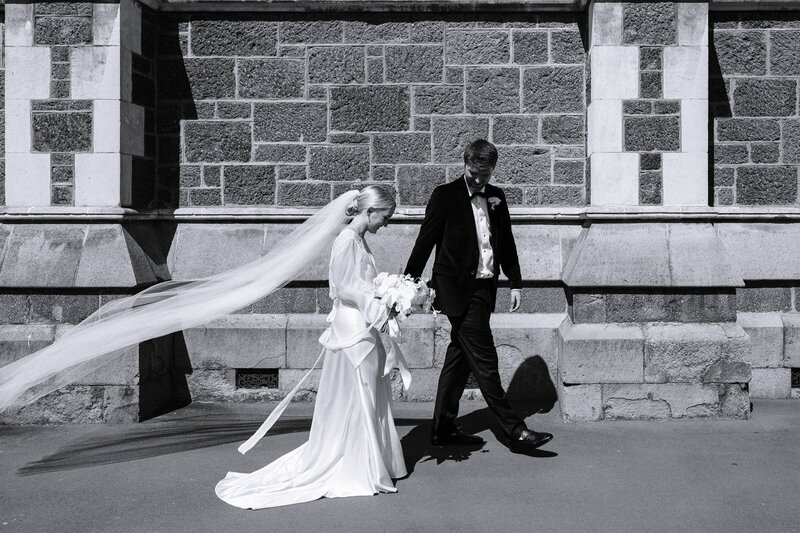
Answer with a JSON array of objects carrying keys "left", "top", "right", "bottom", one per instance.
[{"left": 509, "top": 289, "right": 522, "bottom": 312}]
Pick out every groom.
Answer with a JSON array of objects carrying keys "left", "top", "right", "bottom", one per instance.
[{"left": 405, "top": 139, "right": 553, "bottom": 453}]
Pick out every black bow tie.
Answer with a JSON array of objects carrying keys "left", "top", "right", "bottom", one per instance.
[{"left": 470, "top": 189, "right": 488, "bottom": 198}]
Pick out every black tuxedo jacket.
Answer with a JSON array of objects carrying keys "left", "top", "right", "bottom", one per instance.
[{"left": 405, "top": 177, "right": 522, "bottom": 316}]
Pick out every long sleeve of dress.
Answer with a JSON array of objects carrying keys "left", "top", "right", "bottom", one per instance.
[{"left": 329, "top": 234, "right": 386, "bottom": 326}]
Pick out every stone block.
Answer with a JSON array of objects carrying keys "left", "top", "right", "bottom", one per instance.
[
  {"left": 34, "top": 16, "right": 92, "bottom": 46},
  {"left": 717, "top": 119, "right": 780, "bottom": 142},
  {"left": 715, "top": 187, "right": 734, "bottom": 206},
  {"left": 190, "top": 20, "right": 277, "bottom": 57},
  {"left": 551, "top": 30, "right": 584, "bottom": 64},
  {"left": 386, "top": 45, "right": 443, "bottom": 83},
  {"left": 702, "top": 361, "right": 751, "bottom": 383},
  {"left": 494, "top": 147, "right": 550, "bottom": 185},
  {"left": 75, "top": 226, "right": 138, "bottom": 287},
  {"left": 560, "top": 323, "right": 644, "bottom": 384},
  {"left": 411, "top": 21, "right": 444, "bottom": 43},
  {"left": 769, "top": 29, "right": 800, "bottom": 75},
  {"left": 223, "top": 165, "right": 276, "bottom": 205},
  {"left": 736, "top": 166, "right": 798, "bottom": 205},
  {"left": 603, "top": 383, "right": 720, "bottom": 419},
  {"left": 0, "top": 226, "right": 85, "bottom": 287},
  {"left": 156, "top": 58, "right": 235, "bottom": 100},
  {"left": 714, "top": 145, "right": 748, "bottom": 165},
  {"left": 286, "top": 315, "right": 328, "bottom": 369},
  {"left": 401, "top": 368, "right": 440, "bottom": 401},
  {"left": 749, "top": 368, "right": 791, "bottom": 399},
  {"left": 716, "top": 224, "right": 800, "bottom": 281},
  {"left": 733, "top": 79, "right": 796, "bottom": 117},
  {"left": 573, "top": 291, "right": 736, "bottom": 324},
  {"left": 623, "top": 2, "right": 676, "bottom": 45},
  {"left": 413, "top": 86, "right": 463, "bottom": 115},
  {"left": 92, "top": 3, "right": 120, "bottom": 47},
  {"left": 431, "top": 117, "right": 490, "bottom": 164},
  {"left": 343, "top": 21, "right": 409, "bottom": 43},
  {"left": 72, "top": 46, "right": 122, "bottom": 100},
  {"left": 308, "top": 46, "right": 365, "bottom": 84},
  {"left": 783, "top": 314, "right": 800, "bottom": 367},
  {"left": 736, "top": 287, "right": 791, "bottom": 313},
  {"left": 308, "top": 146, "right": 370, "bottom": 182},
  {"left": 639, "top": 170, "right": 662, "bottom": 205},
  {"left": 554, "top": 161, "right": 584, "bottom": 185},
  {"left": 76, "top": 153, "right": 131, "bottom": 206},
  {"left": 512, "top": 31, "right": 548, "bottom": 64},
  {"left": 492, "top": 313, "right": 563, "bottom": 392},
  {"left": 713, "top": 31, "right": 766, "bottom": 76},
  {"left": 277, "top": 182, "right": 331, "bottom": 206},
  {"left": 714, "top": 167, "right": 734, "bottom": 186},
  {"left": 492, "top": 116, "right": 538, "bottom": 145},
  {"left": 238, "top": 59, "right": 304, "bottom": 99},
  {"left": 32, "top": 112, "right": 92, "bottom": 153},
  {"left": 330, "top": 86, "right": 410, "bottom": 132},
  {"left": 446, "top": 30, "right": 510, "bottom": 65},
  {"left": 3, "top": 385, "right": 109, "bottom": 424},
  {"left": 640, "top": 47, "right": 662, "bottom": 70},
  {"left": 587, "top": 100, "right": 623, "bottom": 155},
  {"left": 663, "top": 46, "right": 708, "bottom": 100},
  {"left": 643, "top": 323, "right": 750, "bottom": 384},
  {"left": 397, "top": 166, "right": 447, "bottom": 205},
  {"left": 94, "top": 100, "right": 122, "bottom": 154},
  {"left": 254, "top": 144, "right": 307, "bottom": 163},
  {"left": 677, "top": 3, "right": 708, "bottom": 46},
  {"left": 5, "top": 153, "right": 51, "bottom": 206},
  {"left": 5, "top": 4, "right": 35, "bottom": 46},
  {"left": 662, "top": 153, "right": 708, "bottom": 206},
  {"left": 5, "top": 99, "right": 32, "bottom": 154},
  {"left": 0, "top": 325, "right": 56, "bottom": 366},
  {"left": 718, "top": 383, "right": 750, "bottom": 419},
  {"left": 781, "top": 120, "right": 800, "bottom": 164},
  {"left": 590, "top": 46, "right": 638, "bottom": 100},
  {"left": 254, "top": 102, "right": 327, "bottom": 143},
  {"left": 188, "top": 189, "right": 221, "bottom": 207},
  {"left": 640, "top": 71, "right": 662, "bottom": 99},
  {"left": 751, "top": 143, "right": 780, "bottom": 164},
  {"left": 184, "top": 121, "right": 252, "bottom": 163},
  {"left": 394, "top": 314, "right": 435, "bottom": 368},
  {"left": 5, "top": 47, "right": 51, "bottom": 100},
  {"left": 373, "top": 133, "right": 431, "bottom": 164},
  {"left": 523, "top": 66, "right": 584, "bottom": 113},
  {"left": 367, "top": 57, "right": 385, "bottom": 83},
  {"left": 169, "top": 224, "right": 265, "bottom": 280},
  {"left": 541, "top": 116, "right": 584, "bottom": 145},
  {"left": 279, "top": 369, "right": 323, "bottom": 395},
  {"left": 624, "top": 116, "right": 679, "bottom": 152},
  {"left": 558, "top": 383, "right": 602, "bottom": 421},
  {"left": 589, "top": 2, "right": 622, "bottom": 46},
  {"left": 184, "top": 315, "right": 286, "bottom": 370},
  {"left": 217, "top": 102, "right": 252, "bottom": 120},
  {"left": 466, "top": 67, "right": 519, "bottom": 114},
  {"left": 589, "top": 152, "right": 639, "bottom": 206},
  {"left": 280, "top": 21, "right": 343, "bottom": 44}
]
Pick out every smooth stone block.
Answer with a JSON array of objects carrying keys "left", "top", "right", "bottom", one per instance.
[
  {"left": 662, "top": 152, "right": 709, "bottom": 207},
  {"left": 5, "top": 46, "right": 51, "bottom": 100},
  {"left": 680, "top": 100, "right": 708, "bottom": 154},
  {"left": 5, "top": 99, "right": 33, "bottom": 154},
  {"left": 0, "top": 226, "right": 85, "bottom": 287},
  {"left": 279, "top": 369, "right": 323, "bottom": 395},
  {"left": 737, "top": 313, "right": 784, "bottom": 368},
  {"left": 716, "top": 224, "right": 800, "bottom": 281},
  {"left": 560, "top": 323, "right": 644, "bottom": 384},
  {"left": 0, "top": 325, "right": 57, "bottom": 366},
  {"left": 72, "top": 46, "right": 121, "bottom": 100},
  {"left": 286, "top": 315, "right": 328, "bottom": 369},
  {"left": 587, "top": 100, "right": 622, "bottom": 155},
  {"left": 590, "top": 45, "right": 638, "bottom": 100},
  {"left": 395, "top": 314, "right": 435, "bottom": 369},
  {"left": 94, "top": 100, "right": 121, "bottom": 153},
  {"left": 589, "top": 2, "right": 622, "bottom": 46},
  {"left": 5, "top": 4, "right": 35, "bottom": 47},
  {"left": 677, "top": 2, "right": 709, "bottom": 46},
  {"left": 491, "top": 313, "right": 564, "bottom": 393},
  {"left": 782, "top": 314, "right": 800, "bottom": 367},
  {"left": 74, "top": 153, "right": 128, "bottom": 207},
  {"left": 93, "top": 3, "right": 120, "bottom": 47},
  {"left": 5, "top": 153, "right": 51, "bottom": 206},
  {"left": 559, "top": 383, "right": 602, "bottom": 421},
  {"left": 168, "top": 224, "right": 266, "bottom": 280},
  {"left": 184, "top": 315, "right": 287, "bottom": 370},
  {"left": 589, "top": 152, "right": 639, "bottom": 206},
  {"left": 666, "top": 224, "right": 741, "bottom": 287},
  {"left": 664, "top": 46, "right": 708, "bottom": 100},
  {"left": 749, "top": 367, "right": 791, "bottom": 399},
  {"left": 603, "top": 383, "right": 720, "bottom": 419}
]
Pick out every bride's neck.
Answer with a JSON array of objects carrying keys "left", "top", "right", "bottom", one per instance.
[{"left": 347, "top": 218, "right": 368, "bottom": 237}]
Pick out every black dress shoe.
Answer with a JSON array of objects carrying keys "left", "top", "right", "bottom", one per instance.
[
  {"left": 508, "top": 429, "right": 553, "bottom": 453},
  {"left": 431, "top": 429, "right": 485, "bottom": 446}
]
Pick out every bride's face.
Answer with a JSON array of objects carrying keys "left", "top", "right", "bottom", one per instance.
[{"left": 366, "top": 207, "right": 394, "bottom": 234}]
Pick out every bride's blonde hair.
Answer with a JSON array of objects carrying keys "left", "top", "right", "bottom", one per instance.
[{"left": 345, "top": 185, "right": 396, "bottom": 217}]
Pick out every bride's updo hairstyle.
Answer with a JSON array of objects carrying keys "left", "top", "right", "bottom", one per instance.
[{"left": 345, "top": 185, "right": 396, "bottom": 217}]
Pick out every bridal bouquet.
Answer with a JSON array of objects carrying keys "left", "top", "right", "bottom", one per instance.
[{"left": 373, "top": 273, "right": 436, "bottom": 324}]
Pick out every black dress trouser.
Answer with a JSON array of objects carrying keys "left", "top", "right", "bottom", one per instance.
[{"left": 432, "top": 279, "right": 527, "bottom": 439}]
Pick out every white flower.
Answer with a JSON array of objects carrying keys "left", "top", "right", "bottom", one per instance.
[{"left": 488, "top": 197, "right": 502, "bottom": 211}]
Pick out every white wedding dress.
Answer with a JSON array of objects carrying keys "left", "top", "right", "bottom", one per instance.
[{"left": 215, "top": 228, "right": 408, "bottom": 509}]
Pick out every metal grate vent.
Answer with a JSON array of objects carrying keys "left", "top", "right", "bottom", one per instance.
[
  {"left": 792, "top": 368, "right": 800, "bottom": 389},
  {"left": 236, "top": 369, "right": 279, "bottom": 389}
]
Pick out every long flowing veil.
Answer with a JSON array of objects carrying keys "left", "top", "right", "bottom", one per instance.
[{"left": 0, "top": 190, "right": 360, "bottom": 411}]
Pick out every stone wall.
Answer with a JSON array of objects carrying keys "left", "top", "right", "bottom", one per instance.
[
  {"left": 711, "top": 12, "right": 800, "bottom": 206},
  {"left": 155, "top": 14, "right": 587, "bottom": 208}
]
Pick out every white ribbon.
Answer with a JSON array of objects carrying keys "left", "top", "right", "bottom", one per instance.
[{"left": 238, "top": 303, "right": 412, "bottom": 455}]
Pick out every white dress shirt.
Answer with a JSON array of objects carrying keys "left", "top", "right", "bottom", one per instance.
[{"left": 465, "top": 178, "right": 495, "bottom": 279}]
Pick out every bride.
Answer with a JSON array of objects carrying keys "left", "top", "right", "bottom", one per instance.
[
  {"left": 0, "top": 186, "right": 410, "bottom": 508},
  {"left": 216, "top": 185, "right": 408, "bottom": 509}
]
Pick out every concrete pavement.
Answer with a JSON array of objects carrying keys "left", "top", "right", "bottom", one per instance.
[{"left": 1, "top": 400, "right": 799, "bottom": 533}]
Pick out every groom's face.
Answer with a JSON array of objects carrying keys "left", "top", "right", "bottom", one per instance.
[{"left": 464, "top": 163, "right": 494, "bottom": 191}]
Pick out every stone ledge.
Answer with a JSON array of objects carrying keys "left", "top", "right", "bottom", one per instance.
[
  {"left": 148, "top": 0, "right": 588, "bottom": 13},
  {"left": 737, "top": 312, "right": 784, "bottom": 368}
]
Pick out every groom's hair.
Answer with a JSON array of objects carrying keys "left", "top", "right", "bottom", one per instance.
[{"left": 464, "top": 139, "right": 498, "bottom": 169}]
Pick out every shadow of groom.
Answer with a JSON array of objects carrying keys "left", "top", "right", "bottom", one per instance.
[{"left": 399, "top": 356, "right": 559, "bottom": 476}]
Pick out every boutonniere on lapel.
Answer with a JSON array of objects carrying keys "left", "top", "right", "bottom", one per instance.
[{"left": 487, "top": 197, "right": 502, "bottom": 211}]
